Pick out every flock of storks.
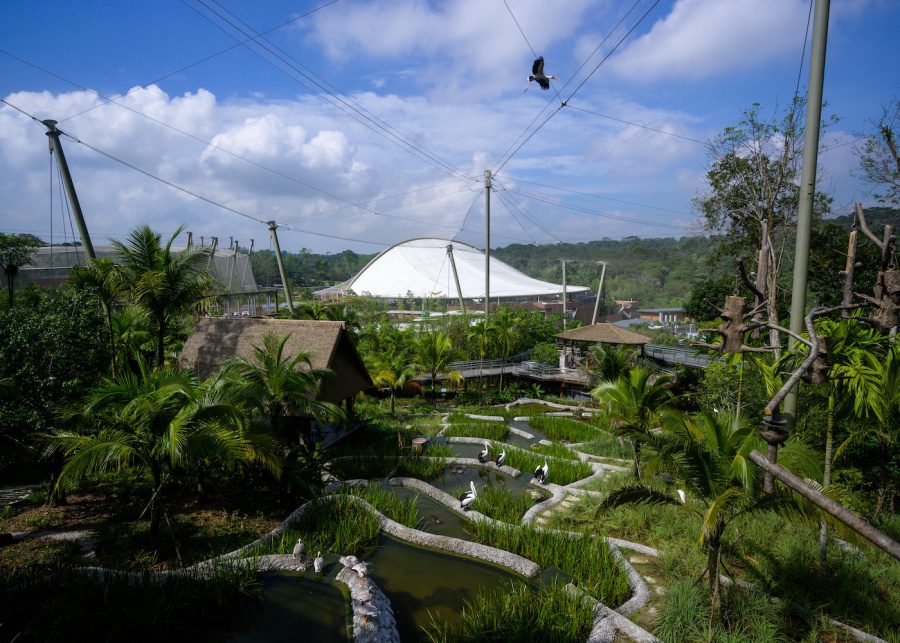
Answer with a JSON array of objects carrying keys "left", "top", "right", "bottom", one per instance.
[{"left": 460, "top": 441, "right": 549, "bottom": 511}]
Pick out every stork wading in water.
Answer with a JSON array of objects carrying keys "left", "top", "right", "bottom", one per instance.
[
  {"left": 478, "top": 441, "right": 490, "bottom": 463},
  {"left": 526, "top": 57, "right": 558, "bottom": 92},
  {"left": 313, "top": 551, "right": 324, "bottom": 574},
  {"left": 460, "top": 481, "right": 477, "bottom": 511},
  {"left": 495, "top": 447, "right": 507, "bottom": 468},
  {"left": 292, "top": 537, "right": 305, "bottom": 559},
  {"left": 534, "top": 460, "right": 549, "bottom": 484}
]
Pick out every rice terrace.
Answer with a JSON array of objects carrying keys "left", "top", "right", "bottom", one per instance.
[{"left": 0, "top": 1, "right": 898, "bottom": 642}]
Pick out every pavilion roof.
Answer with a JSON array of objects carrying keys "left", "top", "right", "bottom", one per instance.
[{"left": 554, "top": 323, "right": 651, "bottom": 345}]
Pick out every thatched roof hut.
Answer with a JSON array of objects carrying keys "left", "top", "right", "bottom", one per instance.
[
  {"left": 178, "top": 318, "right": 371, "bottom": 404},
  {"left": 554, "top": 323, "right": 650, "bottom": 346}
]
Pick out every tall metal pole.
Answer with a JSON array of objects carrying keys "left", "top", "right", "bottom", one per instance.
[
  {"left": 268, "top": 221, "right": 295, "bottom": 315},
  {"left": 446, "top": 244, "right": 466, "bottom": 314},
  {"left": 561, "top": 259, "right": 568, "bottom": 329},
  {"left": 777, "top": 0, "right": 830, "bottom": 485},
  {"left": 484, "top": 170, "right": 492, "bottom": 321},
  {"left": 239, "top": 239, "right": 254, "bottom": 294},
  {"left": 591, "top": 261, "right": 608, "bottom": 325},
  {"left": 227, "top": 239, "right": 239, "bottom": 292},
  {"left": 43, "top": 120, "right": 95, "bottom": 260}
]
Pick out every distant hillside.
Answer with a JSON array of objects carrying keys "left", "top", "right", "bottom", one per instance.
[
  {"left": 493, "top": 236, "right": 724, "bottom": 308},
  {"left": 251, "top": 206, "right": 898, "bottom": 307}
]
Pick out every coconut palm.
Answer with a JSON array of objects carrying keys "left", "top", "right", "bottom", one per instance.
[
  {"left": 591, "top": 366, "right": 674, "bottom": 479},
  {"left": 466, "top": 320, "right": 496, "bottom": 373},
  {"left": 598, "top": 410, "right": 820, "bottom": 633},
  {"left": 49, "top": 357, "right": 260, "bottom": 536},
  {"left": 373, "top": 355, "right": 417, "bottom": 415},
  {"left": 112, "top": 225, "right": 212, "bottom": 367},
  {"left": 0, "top": 232, "right": 41, "bottom": 307},
  {"left": 223, "top": 332, "right": 345, "bottom": 450},
  {"left": 489, "top": 309, "right": 519, "bottom": 390},
  {"left": 416, "top": 330, "right": 461, "bottom": 405}
]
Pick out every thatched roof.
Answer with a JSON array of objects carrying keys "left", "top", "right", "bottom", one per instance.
[
  {"left": 554, "top": 323, "right": 650, "bottom": 345},
  {"left": 178, "top": 318, "right": 372, "bottom": 403}
]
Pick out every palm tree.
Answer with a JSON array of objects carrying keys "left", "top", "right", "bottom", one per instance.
[
  {"left": 0, "top": 233, "right": 41, "bottom": 307},
  {"left": 591, "top": 366, "right": 674, "bottom": 479},
  {"left": 598, "top": 410, "right": 820, "bottom": 633},
  {"left": 466, "top": 320, "right": 496, "bottom": 375},
  {"left": 112, "top": 225, "right": 212, "bottom": 367},
  {"left": 835, "top": 341, "right": 900, "bottom": 518},
  {"left": 50, "top": 357, "right": 259, "bottom": 536},
  {"left": 373, "top": 355, "right": 417, "bottom": 415},
  {"left": 224, "top": 332, "right": 345, "bottom": 450},
  {"left": 416, "top": 330, "right": 461, "bottom": 406},
  {"left": 489, "top": 309, "right": 518, "bottom": 390},
  {"left": 108, "top": 306, "right": 153, "bottom": 373},
  {"left": 69, "top": 257, "right": 122, "bottom": 369},
  {"left": 581, "top": 343, "right": 635, "bottom": 386},
  {"left": 805, "top": 317, "right": 884, "bottom": 568}
]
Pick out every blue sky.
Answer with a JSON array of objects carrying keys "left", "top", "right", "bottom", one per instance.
[{"left": 1, "top": 0, "right": 898, "bottom": 254}]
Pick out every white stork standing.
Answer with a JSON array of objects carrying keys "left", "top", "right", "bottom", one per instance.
[
  {"left": 292, "top": 537, "right": 305, "bottom": 559},
  {"left": 460, "top": 481, "right": 477, "bottom": 510},
  {"left": 478, "top": 441, "right": 490, "bottom": 463},
  {"left": 495, "top": 447, "right": 506, "bottom": 468},
  {"left": 534, "top": 460, "right": 549, "bottom": 483},
  {"left": 525, "top": 57, "right": 559, "bottom": 92},
  {"left": 677, "top": 489, "right": 687, "bottom": 504},
  {"left": 313, "top": 551, "right": 324, "bottom": 573}
]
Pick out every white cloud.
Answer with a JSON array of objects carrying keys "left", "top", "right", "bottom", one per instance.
[{"left": 609, "top": 0, "right": 810, "bottom": 82}]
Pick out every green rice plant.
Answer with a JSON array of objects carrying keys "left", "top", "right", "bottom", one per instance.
[
  {"left": 528, "top": 416, "right": 602, "bottom": 443},
  {"left": 0, "top": 561, "right": 262, "bottom": 642},
  {"left": 346, "top": 484, "right": 419, "bottom": 528},
  {"left": 422, "top": 580, "right": 594, "bottom": 643},
  {"left": 447, "top": 411, "right": 505, "bottom": 424},
  {"left": 575, "top": 431, "right": 634, "bottom": 459},
  {"left": 530, "top": 441, "right": 581, "bottom": 461},
  {"left": 470, "top": 521, "right": 630, "bottom": 606},
  {"left": 262, "top": 495, "right": 382, "bottom": 557},
  {"left": 500, "top": 444, "right": 593, "bottom": 485},
  {"left": 442, "top": 422, "right": 509, "bottom": 441},
  {"left": 329, "top": 441, "right": 451, "bottom": 481},
  {"left": 450, "top": 484, "right": 535, "bottom": 523}
]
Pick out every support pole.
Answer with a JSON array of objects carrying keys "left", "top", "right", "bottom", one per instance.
[
  {"left": 43, "top": 120, "right": 95, "bottom": 260},
  {"left": 484, "top": 170, "right": 491, "bottom": 322},
  {"left": 777, "top": 0, "right": 830, "bottom": 489},
  {"left": 240, "top": 239, "right": 254, "bottom": 294},
  {"left": 591, "top": 261, "right": 607, "bottom": 325},
  {"left": 207, "top": 237, "right": 219, "bottom": 273},
  {"left": 227, "top": 239, "right": 239, "bottom": 292},
  {"left": 446, "top": 244, "right": 466, "bottom": 314},
  {"left": 186, "top": 231, "right": 193, "bottom": 249},
  {"left": 268, "top": 221, "right": 295, "bottom": 315},
  {"left": 561, "top": 259, "right": 568, "bottom": 329}
]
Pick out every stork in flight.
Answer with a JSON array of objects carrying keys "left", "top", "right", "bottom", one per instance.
[{"left": 526, "top": 57, "right": 558, "bottom": 92}]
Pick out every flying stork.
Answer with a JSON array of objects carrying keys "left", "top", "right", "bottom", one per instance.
[{"left": 526, "top": 57, "right": 558, "bottom": 92}]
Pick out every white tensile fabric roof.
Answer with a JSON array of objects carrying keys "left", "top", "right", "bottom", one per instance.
[{"left": 325, "top": 238, "right": 588, "bottom": 299}]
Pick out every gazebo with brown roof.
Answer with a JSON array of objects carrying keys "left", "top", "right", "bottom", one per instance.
[
  {"left": 178, "top": 318, "right": 372, "bottom": 415},
  {"left": 554, "top": 323, "right": 651, "bottom": 365}
]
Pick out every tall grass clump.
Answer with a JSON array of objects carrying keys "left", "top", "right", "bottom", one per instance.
[
  {"left": 329, "top": 443, "right": 450, "bottom": 481},
  {"left": 451, "top": 484, "right": 536, "bottom": 523},
  {"left": 264, "top": 495, "right": 381, "bottom": 557},
  {"left": 575, "top": 432, "right": 634, "bottom": 460},
  {"left": 443, "top": 422, "right": 509, "bottom": 441},
  {"left": 0, "top": 563, "right": 261, "bottom": 642},
  {"left": 528, "top": 416, "right": 601, "bottom": 443},
  {"left": 346, "top": 485, "right": 419, "bottom": 528},
  {"left": 530, "top": 442, "right": 581, "bottom": 461},
  {"left": 471, "top": 522, "right": 630, "bottom": 606},
  {"left": 423, "top": 580, "right": 593, "bottom": 643},
  {"left": 448, "top": 411, "right": 505, "bottom": 424},
  {"left": 502, "top": 444, "right": 593, "bottom": 485}
]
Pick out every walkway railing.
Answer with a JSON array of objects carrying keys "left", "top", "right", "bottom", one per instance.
[
  {"left": 644, "top": 344, "right": 719, "bottom": 368},
  {"left": 447, "top": 349, "right": 533, "bottom": 373}
]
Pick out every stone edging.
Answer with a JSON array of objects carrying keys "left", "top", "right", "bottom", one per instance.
[{"left": 337, "top": 566, "right": 400, "bottom": 643}]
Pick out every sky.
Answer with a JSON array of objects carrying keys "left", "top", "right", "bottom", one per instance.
[{"left": 1, "top": 0, "right": 898, "bottom": 255}]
